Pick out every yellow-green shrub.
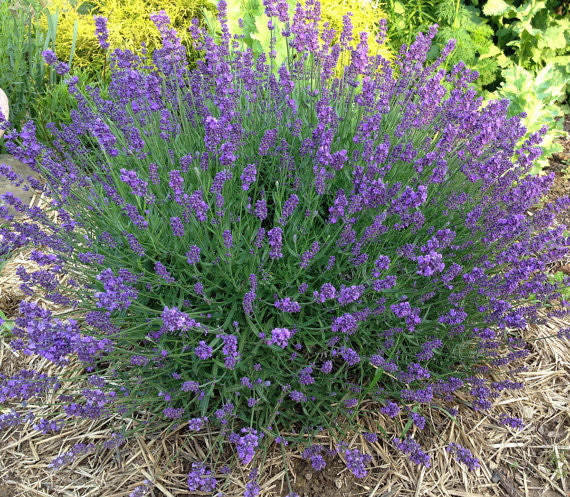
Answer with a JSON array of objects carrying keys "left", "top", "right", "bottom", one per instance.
[
  {"left": 311, "top": 0, "right": 391, "bottom": 61},
  {"left": 44, "top": 0, "right": 216, "bottom": 74},
  {"left": 47, "top": 0, "right": 390, "bottom": 77},
  {"left": 203, "top": 0, "right": 391, "bottom": 74}
]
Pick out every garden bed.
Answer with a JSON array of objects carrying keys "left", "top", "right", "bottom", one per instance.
[{"left": 1, "top": 122, "right": 568, "bottom": 497}]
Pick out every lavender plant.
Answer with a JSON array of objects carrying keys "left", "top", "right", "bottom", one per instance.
[{"left": 1, "top": 0, "right": 569, "bottom": 492}]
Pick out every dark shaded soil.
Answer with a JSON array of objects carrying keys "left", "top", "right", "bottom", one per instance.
[
  {"left": 542, "top": 114, "right": 570, "bottom": 276},
  {"left": 542, "top": 114, "right": 570, "bottom": 229},
  {"left": 279, "top": 455, "right": 362, "bottom": 497}
]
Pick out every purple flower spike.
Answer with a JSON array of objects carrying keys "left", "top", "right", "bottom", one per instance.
[{"left": 94, "top": 16, "right": 110, "bottom": 50}]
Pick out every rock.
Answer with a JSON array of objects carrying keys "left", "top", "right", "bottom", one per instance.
[
  {"left": 0, "top": 154, "right": 43, "bottom": 218},
  {"left": 0, "top": 88, "right": 8, "bottom": 139}
]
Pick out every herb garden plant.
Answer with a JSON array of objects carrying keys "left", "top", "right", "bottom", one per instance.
[{"left": 1, "top": 0, "right": 569, "bottom": 494}]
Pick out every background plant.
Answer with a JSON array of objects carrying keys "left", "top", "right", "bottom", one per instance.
[
  {"left": 0, "top": 0, "right": 569, "bottom": 493},
  {"left": 378, "top": 0, "right": 569, "bottom": 174},
  {"left": 44, "top": 0, "right": 218, "bottom": 76},
  {"left": 488, "top": 63, "right": 567, "bottom": 173},
  {"left": 0, "top": 0, "right": 73, "bottom": 147},
  {"left": 202, "top": 0, "right": 391, "bottom": 71},
  {"left": 482, "top": 0, "right": 569, "bottom": 80}
]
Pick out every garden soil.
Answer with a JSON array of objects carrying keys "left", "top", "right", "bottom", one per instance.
[{"left": 0, "top": 120, "right": 569, "bottom": 497}]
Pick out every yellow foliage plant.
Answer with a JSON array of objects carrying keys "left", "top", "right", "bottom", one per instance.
[
  {"left": 314, "top": 0, "right": 391, "bottom": 63},
  {"left": 43, "top": 0, "right": 216, "bottom": 74},
  {"left": 45, "top": 0, "right": 389, "bottom": 77},
  {"left": 202, "top": 0, "right": 391, "bottom": 77}
]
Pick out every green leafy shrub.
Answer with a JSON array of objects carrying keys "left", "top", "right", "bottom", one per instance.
[
  {"left": 482, "top": 0, "right": 569, "bottom": 76},
  {"left": 486, "top": 63, "right": 568, "bottom": 173},
  {"left": 0, "top": 1, "right": 62, "bottom": 141},
  {"left": 381, "top": 0, "right": 569, "bottom": 174}
]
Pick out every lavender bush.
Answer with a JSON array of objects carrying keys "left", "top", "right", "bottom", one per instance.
[{"left": 1, "top": 0, "right": 569, "bottom": 493}]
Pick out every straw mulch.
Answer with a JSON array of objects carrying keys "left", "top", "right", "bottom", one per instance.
[{"left": 1, "top": 215, "right": 569, "bottom": 497}]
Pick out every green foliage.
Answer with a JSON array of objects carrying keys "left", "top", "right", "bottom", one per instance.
[
  {"left": 436, "top": 2, "right": 501, "bottom": 87},
  {"left": 549, "top": 271, "right": 570, "bottom": 301},
  {"left": 0, "top": 0, "right": 96, "bottom": 147},
  {"left": 202, "top": 0, "right": 293, "bottom": 68},
  {"left": 384, "top": 0, "right": 438, "bottom": 48},
  {"left": 482, "top": 0, "right": 570, "bottom": 77},
  {"left": 0, "top": 310, "right": 14, "bottom": 334},
  {"left": 0, "top": 1, "right": 58, "bottom": 137},
  {"left": 486, "top": 63, "right": 567, "bottom": 174},
  {"left": 382, "top": 0, "right": 569, "bottom": 174}
]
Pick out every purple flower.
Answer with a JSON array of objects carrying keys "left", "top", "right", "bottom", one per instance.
[
  {"left": 187, "top": 462, "right": 217, "bottom": 492},
  {"left": 195, "top": 341, "right": 213, "bottom": 360},
  {"left": 181, "top": 381, "right": 199, "bottom": 393},
  {"left": 223, "top": 229, "right": 233, "bottom": 249},
  {"left": 42, "top": 49, "right": 58, "bottom": 65},
  {"left": 95, "top": 268, "right": 139, "bottom": 312},
  {"left": 302, "top": 445, "right": 326, "bottom": 471},
  {"left": 241, "top": 163, "right": 257, "bottom": 190},
  {"left": 163, "top": 407, "right": 185, "bottom": 419},
  {"left": 275, "top": 297, "right": 301, "bottom": 313},
  {"left": 268, "top": 227, "right": 283, "bottom": 259},
  {"left": 331, "top": 313, "right": 359, "bottom": 335},
  {"left": 94, "top": 16, "right": 110, "bottom": 49},
  {"left": 289, "top": 390, "right": 307, "bottom": 403},
  {"left": 169, "top": 170, "right": 184, "bottom": 202},
  {"left": 363, "top": 432, "right": 378, "bottom": 443},
  {"left": 380, "top": 401, "right": 400, "bottom": 418},
  {"left": 342, "top": 447, "right": 372, "bottom": 478},
  {"left": 244, "top": 479, "right": 260, "bottom": 497},
  {"left": 243, "top": 290, "right": 256, "bottom": 316},
  {"left": 267, "top": 328, "right": 293, "bottom": 348},
  {"left": 416, "top": 338, "right": 443, "bottom": 361},
  {"left": 120, "top": 169, "right": 148, "bottom": 197},
  {"left": 217, "top": 333, "right": 240, "bottom": 369},
  {"left": 254, "top": 199, "right": 267, "bottom": 220},
  {"left": 279, "top": 193, "right": 299, "bottom": 225},
  {"left": 499, "top": 414, "right": 524, "bottom": 429},
  {"left": 298, "top": 366, "right": 315, "bottom": 385},
  {"left": 321, "top": 360, "right": 333, "bottom": 374},
  {"left": 300, "top": 241, "right": 320, "bottom": 269},
  {"left": 194, "top": 281, "right": 204, "bottom": 296},
  {"left": 187, "top": 190, "right": 209, "bottom": 221},
  {"left": 186, "top": 245, "right": 201, "bottom": 265},
  {"left": 339, "top": 346, "right": 360, "bottom": 365},
  {"left": 170, "top": 217, "right": 185, "bottom": 237},
  {"left": 447, "top": 443, "right": 480, "bottom": 470},
  {"left": 391, "top": 301, "right": 412, "bottom": 318},
  {"left": 154, "top": 261, "right": 174, "bottom": 283},
  {"left": 314, "top": 282, "right": 336, "bottom": 302},
  {"left": 49, "top": 443, "right": 95, "bottom": 469},
  {"left": 129, "top": 480, "right": 153, "bottom": 497},
  {"left": 259, "top": 129, "right": 278, "bottom": 155},
  {"left": 235, "top": 428, "right": 260, "bottom": 465},
  {"left": 393, "top": 437, "right": 431, "bottom": 467},
  {"left": 417, "top": 251, "right": 445, "bottom": 277},
  {"left": 336, "top": 285, "right": 365, "bottom": 306},
  {"left": 188, "top": 417, "right": 207, "bottom": 431}
]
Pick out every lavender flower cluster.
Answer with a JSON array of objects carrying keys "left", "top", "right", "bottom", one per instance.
[{"left": 1, "top": 0, "right": 568, "bottom": 491}]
